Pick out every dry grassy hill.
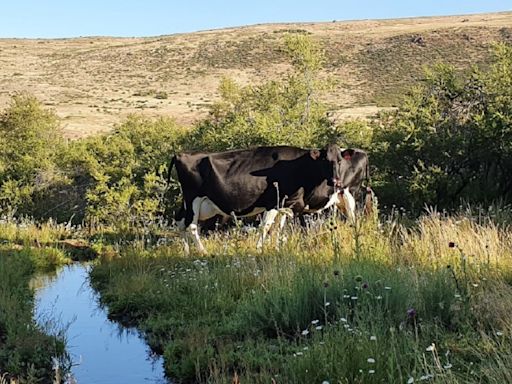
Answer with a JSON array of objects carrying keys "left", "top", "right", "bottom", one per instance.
[{"left": 1, "top": 12, "right": 511, "bottom": 139}]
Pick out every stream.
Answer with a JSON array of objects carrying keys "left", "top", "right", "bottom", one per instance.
[{"left": 33, "top": 263, "right": 168, "bottom": 384}]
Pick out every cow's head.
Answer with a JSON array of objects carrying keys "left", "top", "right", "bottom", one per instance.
[{"left": 310, "top": 144, "right": 343, "bottom": 188}]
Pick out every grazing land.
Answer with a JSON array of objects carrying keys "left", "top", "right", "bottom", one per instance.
[
  {"left": 0, "top": 12, "right": 511, "bottom": 138},
  {"left": 1, "top": 11, "right": 512, "bottom": 384}
]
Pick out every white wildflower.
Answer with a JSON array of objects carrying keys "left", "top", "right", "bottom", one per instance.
[
  {"left": 311, "top": 319, "right": 320, "bottom": 325},
  {"left": 426, "top": 343, "right": 435, "bottom": 352},
  {"left": 370, "top": 335, "right": 377, "bottom": 341},
  {"left": 407, "top": 377, "right": 414, "bottom": 384},
  {"left": 367, "top": 358, "right": 376, "bottom": 364}
]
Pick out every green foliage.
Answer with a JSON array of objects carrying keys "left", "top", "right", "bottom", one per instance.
[
  {"left": 0, "top": 247, "right": 70, "bottom": 382},
  {"left": 186, "top": 34, "right": 333, "bottom": 151},
  {"left": 0, "top": 94, "right": 63, "bottom": 216},
  {"left": 370, "top": 43, "right": 512, "bottom": 210},
  {"left": 59, "top": 115, "right": 187, "bottom": 227}
]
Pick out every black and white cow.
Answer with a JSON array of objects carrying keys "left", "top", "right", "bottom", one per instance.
[{"left": 168, "top": 144, "right": 370, "bottom": 253}]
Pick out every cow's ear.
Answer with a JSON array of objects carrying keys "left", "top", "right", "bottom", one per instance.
[
  {"left": 341, "top": 149, "right": 355, "bottom": 161},
  {"left": 310, "top": 149, "right": 321, "bottom": 160}
]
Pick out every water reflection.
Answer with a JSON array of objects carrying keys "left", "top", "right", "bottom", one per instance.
[{"left": 34, "top": 263, "right": 168, "bottom": 384}]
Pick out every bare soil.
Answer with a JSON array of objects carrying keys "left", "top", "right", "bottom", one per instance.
[{"left": 1, "top": 12, "right": 511, "bottom": 138}]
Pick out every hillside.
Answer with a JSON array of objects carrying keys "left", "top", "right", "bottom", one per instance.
[{"left": 1, "top": 11, "right": 511, "bottom": 139}]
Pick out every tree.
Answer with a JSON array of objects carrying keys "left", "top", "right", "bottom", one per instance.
[{"left": 186, "top": 34, "right": 332, "bottom": 151}]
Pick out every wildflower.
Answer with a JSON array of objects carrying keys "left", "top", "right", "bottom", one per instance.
[
  {"left": 311, "top": 319, "right": 320, "bottom": 325},
  {"left": 343, "top": 294, "right": 350, "bottom": 299},
  {"left": 426, "top": 343, "right": 435, "bottom": 352},
  {"left": 496, "top": 331, "right": 504, "bottom": 336},
  {"left": 321, "top": 381, "right": 330, "bottom": 384},
  {"left": 316, "top": 325, "right": 323, "bottom": 331},
  {"left": 340, "top": 317, "right": 348, "bottom": 322},
  {"left": 367, "top": 358, "right": 376, "bottom": 364},
  {"left": 362, "top": 282, "right": 369, "bottom": 289},
  {"left": 376, "top": 295, "right": 383, "bottom": 300},
  {"left": 407, "top": 377, "right": 414, "bottom": 384},
  {"left": 448, "top": 241, "right": 456, "bottom": 248},
  {"left": 407, "top": 308, "right": 417, "bottom": 319},
  {"left": 384, "top": 286, "right": 392, "bottom": 290},
  {"left": 369, "top": 370, "right": 375, "bottom": 374},
  {"left": 351, "top": 296, "right": 358, "bottom": 300},
  {"left": 301, "top": 329, "right": 310, "bottom": 336},
  {"left": 325, "top": 302, "right": 331, "bottom": 307},
  {"left": 370, "top": 335, "right": 377, "bottom": 341},
  {"left": 296, "top": 351, "right": 303, "bottom": 356},
  {"left": 454, "top": 294, "right": 461, "bottom": 299}
]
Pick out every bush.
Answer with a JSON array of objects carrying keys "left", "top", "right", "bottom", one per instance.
[
  {"left": 369, "top": 43, "right": 512, "bottom": 211},
  {"left": 0, "top": 94, "right": 64, "bottom": 216},
  {"left": 185, "top": 34, "right": 333, "bottom": 151}
]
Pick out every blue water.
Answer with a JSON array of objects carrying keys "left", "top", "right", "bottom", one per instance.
[{"left": 33, "top": 263, "right": 168, "bottom": 384}]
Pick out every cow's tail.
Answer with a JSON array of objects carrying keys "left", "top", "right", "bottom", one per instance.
[
  {"left": 365, "top": 155, "right": 372, "bottom": 190},
  {"left": 363, "top": 154, "right": 376, "bottom": 216},
  {"left": 166, "top": 155, "right": 177, "bottom": 189}
]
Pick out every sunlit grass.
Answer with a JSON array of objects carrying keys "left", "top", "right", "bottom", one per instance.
[{"left": 89, "top": 208, "right": 512, "bottom": 383}]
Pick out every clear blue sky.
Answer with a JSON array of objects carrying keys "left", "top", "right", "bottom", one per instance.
[{"left": 1, "top": 0, "right": 511, "bottom": 38}]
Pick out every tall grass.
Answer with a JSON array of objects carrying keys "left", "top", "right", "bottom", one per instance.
[
  {"left": 0, "top": 242, "right": 71, "bottom": 383},
  {"left": 89, "top": 208, "right": 512, "bottom": 383}
]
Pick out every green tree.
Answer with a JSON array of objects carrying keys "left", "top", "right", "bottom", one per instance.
[
  {"left": 186, "top": 34, "right": 333, "bottom": 151},
  {"left": 0, "top": 94, "right": 63, "bottom": 215},
  {"left": 370, "top": 43, "right": 512, "bottom": 210}
]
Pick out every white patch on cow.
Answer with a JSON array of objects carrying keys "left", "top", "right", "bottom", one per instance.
[
  {"left": 256, "top": 208, "right": 293, "bottom": 250},
  {"left": 340, "top": 188, "right": 356, "bottom": 222},
  {"left": 176, "top": 218, "right": 191, "bottom": 255},
  {"left": 257, "top": 209, "right": 279, "bottom": 250},
  {"left": 188, "top": 223, "right": 205, "bottom": 254},
  {"left": 303, "top": 190, "right": 341, "bottom": 214}
]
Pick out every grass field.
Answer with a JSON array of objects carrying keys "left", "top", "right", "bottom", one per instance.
[
  {"left": 88, "top": 208, "right": 512, "bottom": 383},
  {"left": 1, "top": 12, "right": 511, "bottom": 138},
  {"left": 0, "top": 221, "right": 72, "bottom": 383}
]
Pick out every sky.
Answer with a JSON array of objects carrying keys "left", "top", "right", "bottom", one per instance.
[{"left": 1, "top": 0, "right": 511, "bottom": 39}]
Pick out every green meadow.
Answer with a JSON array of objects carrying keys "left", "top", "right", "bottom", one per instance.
[{"left": 1, "top": 35, "right": 511, "bottom": 383}]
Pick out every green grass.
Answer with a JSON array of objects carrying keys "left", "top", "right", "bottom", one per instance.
[
  {"left": 0, "top": 244, "right": 72, "bottom": 383},
  {"left": 90, "top": 211, "right": 512, "bottom": 383}
]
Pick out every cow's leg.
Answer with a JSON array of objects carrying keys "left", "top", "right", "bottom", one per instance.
[
  {"left": 257, "top": 209, "right": 279, "bottom": 250},
  {"left": 175, "top": 204, "right": 191, "bottom": 255},
  {"left": 363, "top": 187, "right": 376, "bottom": 216},
  {"left": 177, "top": 216, "right": 190, "bottom": 255},
  {"left": 276, "top": 209, "right": 293, "bottom": 247},
  {"left": 342, "top": 187, "right": 356, "bottom": 222},
  {"left": 189, "top": 197, "right": 207, "bottom": 254}
]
